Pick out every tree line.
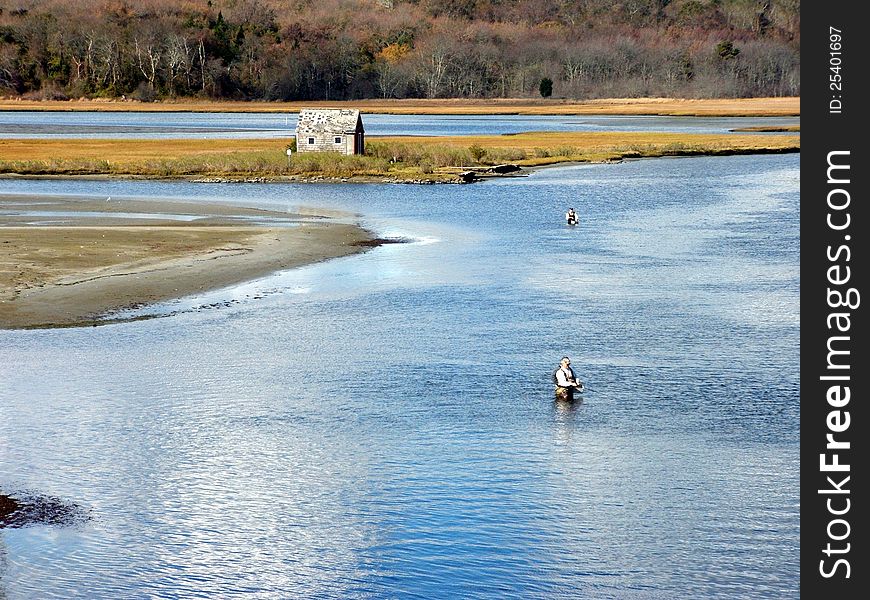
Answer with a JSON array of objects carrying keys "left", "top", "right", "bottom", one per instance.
[{"left": 0, "top": 0, "right": 800, "bottom": 101}]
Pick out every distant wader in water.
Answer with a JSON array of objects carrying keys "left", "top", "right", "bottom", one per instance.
[{"left": 565, "top": 208, "right": 578, "bottom": 226}]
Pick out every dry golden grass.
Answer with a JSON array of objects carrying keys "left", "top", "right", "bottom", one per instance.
[
  {"left": 0, "top": 138, "right": 289, "bottom": 177},
  {"left": 0, "top": 132, "right": 799, "bottom": 162},
  {"left": 379, "top": 131, "right": 799, "bottom": 153},
  {"left": 0, "top": 138, "right": 273, "bottom": 162},
  {"left": 0, "top": 96, "right": 800, "bottom": 116},
  {"left": 0, "top": 130, "right": 799, "bottom": 180}
]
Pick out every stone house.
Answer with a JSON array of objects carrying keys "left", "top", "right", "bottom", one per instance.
[{"left": 294, "top": 109, "right": 365, "bottom": 155}]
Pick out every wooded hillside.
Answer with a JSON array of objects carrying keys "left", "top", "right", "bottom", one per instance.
[{"left": 0, "top": 0, "right": 800, "bottom": 101}]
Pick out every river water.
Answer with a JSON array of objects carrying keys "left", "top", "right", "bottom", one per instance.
[
  {"left": 0, "top": 152, "right": 799, "bottom": 598},
  {"left": 0, "top": 111, "right": 799, "bottom": 138}
]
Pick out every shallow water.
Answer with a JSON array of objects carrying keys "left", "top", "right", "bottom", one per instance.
[
  {"left": 0, "top": 153, "right": 799, "bottom": 598},
  {"left": 0, "top": 111, "right": 799, "bottom": 139}
]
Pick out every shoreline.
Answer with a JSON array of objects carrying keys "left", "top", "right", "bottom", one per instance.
[
  {"left": 0, "top": 97, "right": 801, "bottom": 117},
  {"left": 0, "top": 196, "right": 377, "bottom": 329}
]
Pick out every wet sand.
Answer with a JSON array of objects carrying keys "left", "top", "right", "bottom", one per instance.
[{"left": 0, "top": 195, "right": 375, "bottom": 329}]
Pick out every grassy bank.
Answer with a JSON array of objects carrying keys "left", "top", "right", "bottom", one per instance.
[
  {"left": 0, "top": 97, "right": 800, "bottom": 116},
  {"left": 0, "top": 131, "right": 800, "bottom": 182}
]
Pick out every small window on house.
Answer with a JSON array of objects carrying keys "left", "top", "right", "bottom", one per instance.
[
  {"left": 334, "top": 136, "right": 342, "bottom": 144},
  {"left": 308, "top": 137, "right": 315, "bottom": 145}
]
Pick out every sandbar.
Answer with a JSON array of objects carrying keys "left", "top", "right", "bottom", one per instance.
[{"left": 0, "top": 195, "right": 375, "bottom": 329}]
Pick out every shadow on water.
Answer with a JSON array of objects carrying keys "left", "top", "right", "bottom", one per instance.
[{"left": 0, "top": 491, "right": 90, "bottom": 529}]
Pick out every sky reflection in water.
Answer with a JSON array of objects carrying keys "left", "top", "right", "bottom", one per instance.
[{"left": 0, "top": 152, "right": 799, "bottom": 598}]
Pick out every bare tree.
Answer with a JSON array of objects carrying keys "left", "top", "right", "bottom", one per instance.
[
  {"left": 134, "top": 36, "right": 161, "bottom": 90},
  {"left": 415, "top": 41, "right": 452, "bottom": 98},
  {"left": 0, "top": 45, "right": 20, "bottom": 91},
  {"left": 93, "top": 37, "right": 120, "bottom": 91},
  {"left": 165, "top": 35, "right": 195, "bottom": 96},
  {"left": 198, "top": 38, "right": 208, "bottom": 93}
]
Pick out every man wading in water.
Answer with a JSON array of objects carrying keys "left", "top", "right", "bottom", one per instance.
[
  {"left": 554, "top": 356, "right": 584, "bottom": 401},
  {"left": 565, "top": 207, "right": 578, "bottom": 226}
]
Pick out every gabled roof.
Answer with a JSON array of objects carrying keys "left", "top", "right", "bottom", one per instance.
[{"left": 295, "top": 109, "right": 364, "bottom": 135}]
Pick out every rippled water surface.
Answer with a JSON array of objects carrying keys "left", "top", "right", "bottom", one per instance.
[
  {"left": 0, "top": 153, "right": 799, "bottom": 598},
  {"left": 0, "top": 111, "right": 799, "bottom": 138}
]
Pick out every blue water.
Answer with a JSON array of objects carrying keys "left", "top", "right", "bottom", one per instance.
[
  {"left": 0, "top": 153, "right": 799, "bottom": 598},
  {"left": 0, "top": 111, "right": 799, "bottom": 138}
]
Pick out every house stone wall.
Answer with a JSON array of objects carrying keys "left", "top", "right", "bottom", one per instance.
[{"left": 294, "top": 109, "right": 364, "bottom": 156}]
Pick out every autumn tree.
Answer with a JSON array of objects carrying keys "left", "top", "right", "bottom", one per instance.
[{"left": 0, "top": 0, "right": 800, "bottom": 100}]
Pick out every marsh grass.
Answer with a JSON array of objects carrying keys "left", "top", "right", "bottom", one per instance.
[
  {"left": 0, "top": 131, "right": 799, "bottom": 181},
  {"left": 287, "top": 152, "right": 391, "bottom": 177}
]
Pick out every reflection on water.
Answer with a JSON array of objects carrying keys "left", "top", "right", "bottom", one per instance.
[
  {"left": 0, "top": 153, "right": 799, "bottom": 598},
  {"left": 552, "top": 397, "right": 583, "bottom": 443}
]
